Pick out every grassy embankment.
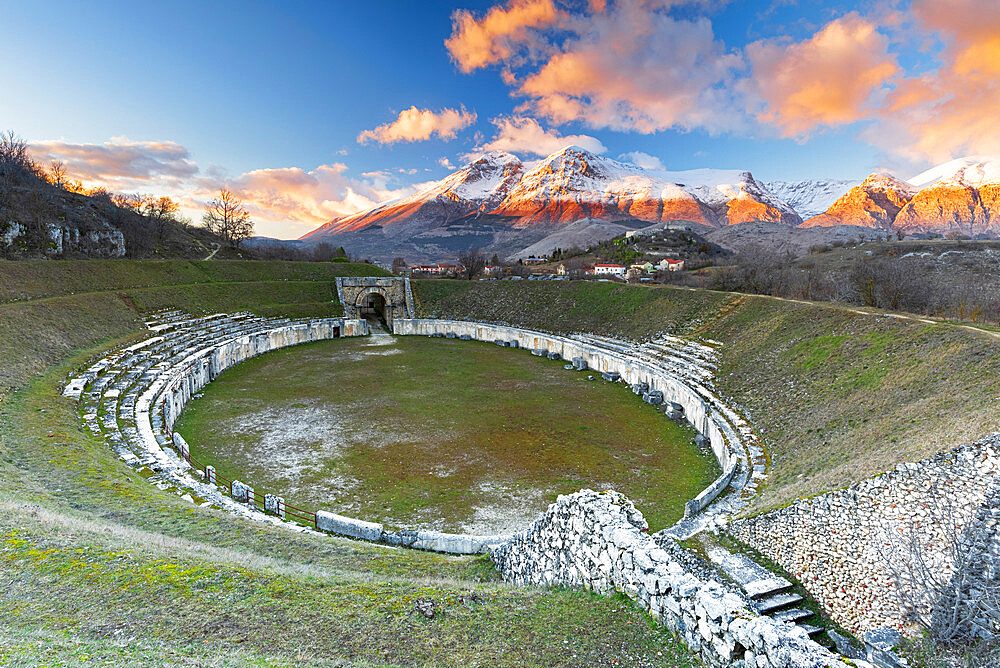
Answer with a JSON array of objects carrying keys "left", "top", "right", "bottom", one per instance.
[
  {"left": 0, "top": 260, "right": 700, "bottom": 667},
  {"left": 415, "top": 279, "right": 1000, "bottom": 514},
  {"left": 175, "top": 335, "right": 715, "bottom": 533}
]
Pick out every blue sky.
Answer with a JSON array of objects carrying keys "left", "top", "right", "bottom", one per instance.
[{"left": 2, "top": 0, "right": 996, "bottom": 237}]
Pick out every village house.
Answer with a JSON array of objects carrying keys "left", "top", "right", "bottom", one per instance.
[
  {"left": 659, "top": 258, "right": 684, "bottom": 272},
  {"left": 590, "top": 263, "right": 626, "bottom": 277},
  {"left": 630, "top": 262, "right": 656, "bottom": 274}
]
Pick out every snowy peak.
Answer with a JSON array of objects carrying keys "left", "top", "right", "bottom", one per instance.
[
  {"left": 765, "top": 179, "right": 858, "bottom": 219},
  {"left": 425, "top": 150, "right": 523, "bottom": 207},
  {"left": 859, "top": 172, "right": 917, "bottom": 194},
  {"left": 801, "top": 172, "right": 915, "bottom": 230},
  {"left": 909, "top": 156, "right": 1000, "bottom": 189}
]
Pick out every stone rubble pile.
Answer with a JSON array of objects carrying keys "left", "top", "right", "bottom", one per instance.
[{"left": 493, "top": 489, "right": 868, "bottom": 668}]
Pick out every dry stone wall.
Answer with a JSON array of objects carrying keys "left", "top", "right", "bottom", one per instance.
[
  {"left": 493, "top": 490, "right": 869, "bottom": 668},
  {"left": 728, "top": 435, "right": 1000, "bottom": 637}
]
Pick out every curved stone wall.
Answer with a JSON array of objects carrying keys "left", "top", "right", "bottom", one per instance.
[{"left": 392, "top": 318, "right": 764, "bottom": 535}]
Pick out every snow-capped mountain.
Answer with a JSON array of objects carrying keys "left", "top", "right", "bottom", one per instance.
[
  {"left": 908, "top": 156, "right": 1000, "bottom": 189},
  {"left": 801, "top": 174, "right": 916, "bottom": 230},
  {"left": 795, "top": 157, "right": 1000, "bottom": 236},
  {"left": 303, "top": 151, "right": 524, "bottom": 240},
  {"left": 765, "top": 179, "right": 857, "bottom": 220},
  {"left": 301, "top": 147, "right": 800, "bottom": 260},
  {"left": 894, "top": 157, "right": 1000, "bottom": 236}
]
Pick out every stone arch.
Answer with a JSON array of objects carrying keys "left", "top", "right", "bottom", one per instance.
[
  {"left": 356, "top": 287, "right": 389, "bottom": 323},
  {"left": 335, "top": 277, "right": 414, "bottom": 329}
]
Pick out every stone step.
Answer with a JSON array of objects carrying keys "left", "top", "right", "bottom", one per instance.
[
  {"left": 745, "top": 577, "right": 793, "bottom": 600},
  {"left": 755, "top": 592, "right": 803, "bottom": 614},
  {"left": 799, "top": 624, "right": 825, "bottom": 638},
  {"left": 770, "top": 607, "right": 813, "bottom": 624},
  {"left": 707, "top": 547, "right": 794, "bottom": 600}
]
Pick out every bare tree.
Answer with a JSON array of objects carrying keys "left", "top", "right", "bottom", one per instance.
[
  {"left": 876, "top": 480, "right": 1000, "bottom": 644},
  {"left": 458, "top": 248, "right": 487, "bottom": 280},
  {"left": 392, "top": 257, "right": 407, "bottom": 274},
  {"left": 48, "top": 160, "right": 68, "bottom": 188},
  {"left": 203, "top": 188, "right": 254, "bottom": 248},
  {"left": 0, "top": 131, "right": 39, "bottom": 186},
  {"left": 143, "top": 195, "right": 179, "bottom": 241}
]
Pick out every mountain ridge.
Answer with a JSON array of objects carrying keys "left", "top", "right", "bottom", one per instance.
[
  {"left": 300, "top": 147, "right": 801, "bottom": 260},
  {"left": 300, "top": 149, "right": 1000, "bottom": 261}
]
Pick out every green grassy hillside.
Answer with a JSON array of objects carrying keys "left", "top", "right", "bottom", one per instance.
[
  {"left": 415, "top": 280, "right": 1000, "bottom": 514},
  {"left": 0, "top": 260, "right": 699, "bottom": 666},
  {"left": 0, "top": 260, "right": 388, "bottom": 402}
]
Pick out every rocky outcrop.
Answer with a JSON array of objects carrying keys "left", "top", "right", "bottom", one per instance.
[
  {"left": 894, "top": 182, "right": 1000, "bottom": 236},
  {"left": 801, "top": 174, "right": 915, "bottom": 230},
  {"left": 0, "top": 220, "right": 125, "bottom": 257}
]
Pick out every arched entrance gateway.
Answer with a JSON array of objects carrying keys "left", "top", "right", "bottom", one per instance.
[{"left": 335, "top": 276, "right": 415, "bottom": 329}]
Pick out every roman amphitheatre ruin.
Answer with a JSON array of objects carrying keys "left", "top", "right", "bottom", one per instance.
[{"left": 4, "top": 261, "right": 1000, "bottom": 666}]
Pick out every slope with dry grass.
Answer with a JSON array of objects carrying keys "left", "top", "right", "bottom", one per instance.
[{"left": 415, "top": 279, "right": 1000, "bottom": 513}]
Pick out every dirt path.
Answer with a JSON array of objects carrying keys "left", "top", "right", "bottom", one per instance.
[
  {"left": 667, "top": 284, "right": 1000, "bottom": 342},
  {"left": 203, "top": 244, "right": 220, "bottom": 261}
]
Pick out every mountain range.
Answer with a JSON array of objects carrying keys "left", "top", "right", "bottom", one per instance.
[{"left": 298, "top": 148, "right": 1000, "bottom": 261}]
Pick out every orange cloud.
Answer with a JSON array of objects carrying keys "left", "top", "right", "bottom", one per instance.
[
  {"left": 29, "top": 137, "right": 198, "bottom": 189},
  {"left": 227, "top": 164, "right": 427, "bottom": 234},
  {"left": 29, "top": 135, "right": 424, "bottom": 238},
  {"left": 746, "top": 14, "right": 898, "bottom": 137},
  {"left": 477, "top": 116, "right": 606, "bottom": 156},
  {"left": 445, "top": 0, "right": 560, "bottom": 73},
  {"left": 866, "top": 0, "right": 1000, "bottom": 162},
  {"left": 447, "top": 0, "right": 743, "bottom": 134},
  {"left": 357, "top": 106, "right": 477, "bottom": 144},
  {"left": 523, "top": 6, "right": 741, "bottom": 133}
]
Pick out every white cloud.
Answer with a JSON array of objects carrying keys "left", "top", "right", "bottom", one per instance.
[
  {"left": 619, "top": 150, "right": 665, "bottom": 170},
  {"left": 477, "top": 115, "right": 607, "bottom": 156}
]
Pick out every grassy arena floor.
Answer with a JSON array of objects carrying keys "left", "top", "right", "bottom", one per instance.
[
  {"left": 0, "top": 262, "right": 704, "bottom": 666},
  {"left": 175, "top": 334, "right": 717, "bottom": 533}
]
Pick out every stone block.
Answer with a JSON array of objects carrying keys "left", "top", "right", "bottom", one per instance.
[
  {"left": 601, "top": 371, "right": 620, "bottom": 382},
  {"left": 315, "top": 510, "right": 384, "bottom": 542},
  {"left": 265, "top": 493, "right": 285, "bottom": 519},
  {"left": 445, "top": 332, "right": 457, "bottom": 339},
  {"left": 459, "top": 334, "right": 472, "bottom": 340},
  {"left": 547, "top": 351, "right": 562, "bottom": 360},
  {"left": 231, "top": 479, "right": 250, "bottom": 503}
]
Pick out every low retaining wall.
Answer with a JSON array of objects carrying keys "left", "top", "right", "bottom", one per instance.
[
  {"left": 728, "top": 435, "right": 1000, "bottom": 636},
  {"left": 393, "top": 318, "right": 751, "bottom": 524},
  {"left": 492, "top": 490, "right": 868, "bottom": 667},
  {"left": 143, "top": 316, "right": 505, "bottom": 555},
  {"left": 159, "top": 318, "right": 363, "bottom": 430}
]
